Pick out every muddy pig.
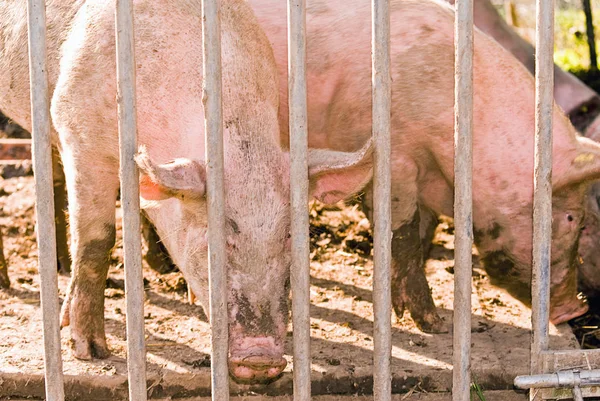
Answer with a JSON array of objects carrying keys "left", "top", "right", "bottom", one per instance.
[
  {"left": 145, "top": 0, "right": 600, "bottom": 301},
  {"left": 0, "top": 0, "right": 373, "bottom": 383},
  {"left": 440, "top": 0, "right": 600, "bottom": 300},
  {"left": 248, "top": 0, "right": 600, "bottom": 331}
]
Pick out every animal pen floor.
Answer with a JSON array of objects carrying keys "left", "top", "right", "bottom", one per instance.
[{"left": 0, "top": 176, "right": 582, "bottom": 400}]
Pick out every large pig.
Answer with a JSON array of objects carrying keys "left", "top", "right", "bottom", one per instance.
[
  {"left": 145, "top": 0, "right": 600, "bottom": 301},
  {"left": 246, "top": 0, "right": 600, "bottom": 332},
  {"left": 443, "top": 0, "right": 600, "bottom": 131},
  {"left": 441, "top": 0, "right": 600, "bottom": 299},
  {"left": 0, "top": 0, "right": 372, "bottom": 383}
]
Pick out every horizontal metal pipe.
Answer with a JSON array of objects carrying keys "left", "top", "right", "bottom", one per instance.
[
  {"left": 26, "top": 0, "right": 65, "bottom": 400},
  {"left": 515, "top": 369, "right": 600, "bottom": 389},
  {"left": 0, "top": 139, "right": 32, "bottom": 161}
]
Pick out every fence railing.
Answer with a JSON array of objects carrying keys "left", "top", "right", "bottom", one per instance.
[{"left": 23, "top": 0, "right": 600, "bottom": 400}]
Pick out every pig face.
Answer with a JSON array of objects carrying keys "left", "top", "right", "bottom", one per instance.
[
  {"left": 480, "top": 136, "right": 600, "bottom": 325},
  {"left": 577, "top": 186, "right": 600, "bottom": 297},
  {"left": 135, "top": 145, "right": 291, "bottom": 384},
  {"left": 135, "top": 139, "right": 373, "bottom": 384}
]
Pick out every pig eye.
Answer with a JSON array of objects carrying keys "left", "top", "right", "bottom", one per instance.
[{"left": 567, "top": 214, "right": 574, "bottom": 222}]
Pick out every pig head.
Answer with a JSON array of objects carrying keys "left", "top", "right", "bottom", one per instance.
[
  {"left": 135, "top": 136, "right": 372, "bottom": 383},
  {"left": 479, "top": 136, "right": 600, "bottom": 324}
]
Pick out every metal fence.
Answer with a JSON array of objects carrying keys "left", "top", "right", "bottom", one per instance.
[{"left": 23, "top": 0, "right": 600, "bottom": 400}]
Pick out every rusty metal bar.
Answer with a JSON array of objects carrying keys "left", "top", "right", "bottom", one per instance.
[
  {"left": 0, "top": 139, "right": 32, "bottom": 160},
  {"left": 201, "top": 0, "right": 229, "bottom": 399},
  {"left": 371, "top": 0, "right": 392, "bottom": 400},
  {"left": 26, "top": 0, "right": 64, "bottom": 400},
  {"left": 515, "top": 369, "right": 600, "bottom": 389},
  {"left": 530, "top": 0, "right": 554, "bottom": 384},
  {"left": 542, "top": 348, "right": 600, "bottom": 371},
  {"left": 453, "top": 0, "right": 474, "bottom": 398},
  {"left": 287, "top": 0, "right": 311, "bottom": 399},
  {"left": 115, "top": 1, "right": 147, "bottom": 399}
]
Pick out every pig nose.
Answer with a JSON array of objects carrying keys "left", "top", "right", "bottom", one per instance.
[
  {"left": 229, "top": 354, "right": 287, "bottom": 384},
  {"left": 550, "top": 299, "right": 589, "bottom": 325}
]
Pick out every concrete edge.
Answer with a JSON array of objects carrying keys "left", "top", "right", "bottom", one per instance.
[{"left": 0, "top": 366, "right": 522, "bottom": 400}]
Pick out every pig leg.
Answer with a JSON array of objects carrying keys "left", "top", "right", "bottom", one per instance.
[
  {"left": 141, "top": 213, "right": 175, "bottom": 274},
  {"left": 52, "top": 147, "right": 71, "bottom": 274},
  {"left": 419, "top": 205, "right": 438, "bottom": 259},
  {"left": 362, "top": 178, "right": 444, "bottom": 332},
  {"left": 391, "top": 209, "right": 445, "bottom": 333},
  {"left": 0, "top": 228, "right": 9, "bottom": 289},
  {"left": 58, "top": 148, "right": 119, "bottom": 360}
]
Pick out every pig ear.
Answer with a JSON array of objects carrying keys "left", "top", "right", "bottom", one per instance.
[
  {"left": 135, "top": 146, "right": 206, "bottom": 201},
  {"left": 308, "top": 138, "right": 373, "bottom": 204},
  {"left": 555, "top": 136, "right": 600, "bottom": 189}
]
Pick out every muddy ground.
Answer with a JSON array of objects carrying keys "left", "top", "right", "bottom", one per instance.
[
  {"left": 0, "top": 172, "right": 585, "bottom": 399},
  {"left": 0, "top": 114, "right": 595, "bottom": 398}
]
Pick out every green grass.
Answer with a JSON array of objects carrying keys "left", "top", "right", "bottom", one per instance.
[
  {"left": 470, "top": 380, "right": 486, "bottom": 401},
  {"left": 554, "top": 8, "right": 595, "bottom": 71},
  {"left": 495, "top": 5, "right": 599, "bottom": 72}
]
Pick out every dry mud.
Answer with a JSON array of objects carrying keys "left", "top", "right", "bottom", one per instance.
[{"left": 0, "top": 176, "right": 585, "bottom": 399}]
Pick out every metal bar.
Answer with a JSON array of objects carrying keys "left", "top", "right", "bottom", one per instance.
[
  {"left": 542, "top": 348, "right": 600, "bottom": 372},
  {"left": 115, "top": 1, "right": 147, "bottom": 400},
  {"left": 0, "top": 228, "right": 8, "bottom": 289},
  {"left": 371, "top": 0, "right": 392, "bottom": 400},
  {"left": 452, "top": 0, "right": 474, "bottom": 398},
  {"left": 287, "top": 0, "right": 311, "bottom": 400},
  {"left": 515, "top": 369, "right": 600, "bottom": 389},
  {"left": 26, "top": 1, "right": 64, "bottom": 400},
  {"left": 531, "top": 0, "right": 554, "bottom": 382},
  {"left": 541, "top": 386, "right": 600, "bottom": 400},
  {"left": 573, "top": 386, "right": 584, "bottom": 401},
  {"left": 201, "top": 0, "right": 229, "bottom": 400},
  {"left": 0, "top": 139, "right": 32, "bottom": 160}
]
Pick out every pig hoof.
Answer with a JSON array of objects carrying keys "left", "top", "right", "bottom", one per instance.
[
  {"left": 70, "top": 336, "right": 111, "bottom": 360},
  {"left": 415, "top": 313, "right": 447, "bottom": 334}
]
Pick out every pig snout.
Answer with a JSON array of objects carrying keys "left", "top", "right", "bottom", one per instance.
[
  {"left": 550, "top": 257, "right": 588, "bottom": 325},
  {"left": 228, "top": 337, "right": 287, "bottom": 383},
  {"left": 550, "top": 298, "right": 588, "bottom": 325}
]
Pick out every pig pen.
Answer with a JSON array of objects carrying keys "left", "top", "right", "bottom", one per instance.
[{"left": 0, "top": 173, "right": 582, "bottom": 400}]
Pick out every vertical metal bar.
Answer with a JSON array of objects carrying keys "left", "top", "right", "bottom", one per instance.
[
  {"left": 287, "top": 0, "right": 311, "bottom": 400},
  {"left": 115, "top": 1, "right": 147, "bottom": 400},
  {"left": 372, "top": 0, "right": 392, "bottom": 400},
  {"left": 453, "top": 0, "right": 474, "bottom": 397},
  {"left": 26, "top": 1, "right": 65, "bottom": 400},
  {"left": 531, "top": 0, "right": 554, "bottom": 385},
  {"left": 201, "top": 0, "right": 229, "bottom": 400}
]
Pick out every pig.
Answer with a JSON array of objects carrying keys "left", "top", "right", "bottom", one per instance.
[
  {"left": 145, "top": 0, "right": 600, "bottom": 301},
  {"left": 246, "top": 0, "right": 600, "bottom": 332},
  {"left": 441, "top": 0, "right": 600, "bottom": 300},
  {"left": 443, "top": 0, "right": 600, "bottom": 131},
  {"left": 0, "top": 0, "right": 372, "bottom": 383}
]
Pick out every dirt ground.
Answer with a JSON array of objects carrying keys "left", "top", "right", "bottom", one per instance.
[{"left": 0, "top": 174, "right": 584, "bottom": 399}]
